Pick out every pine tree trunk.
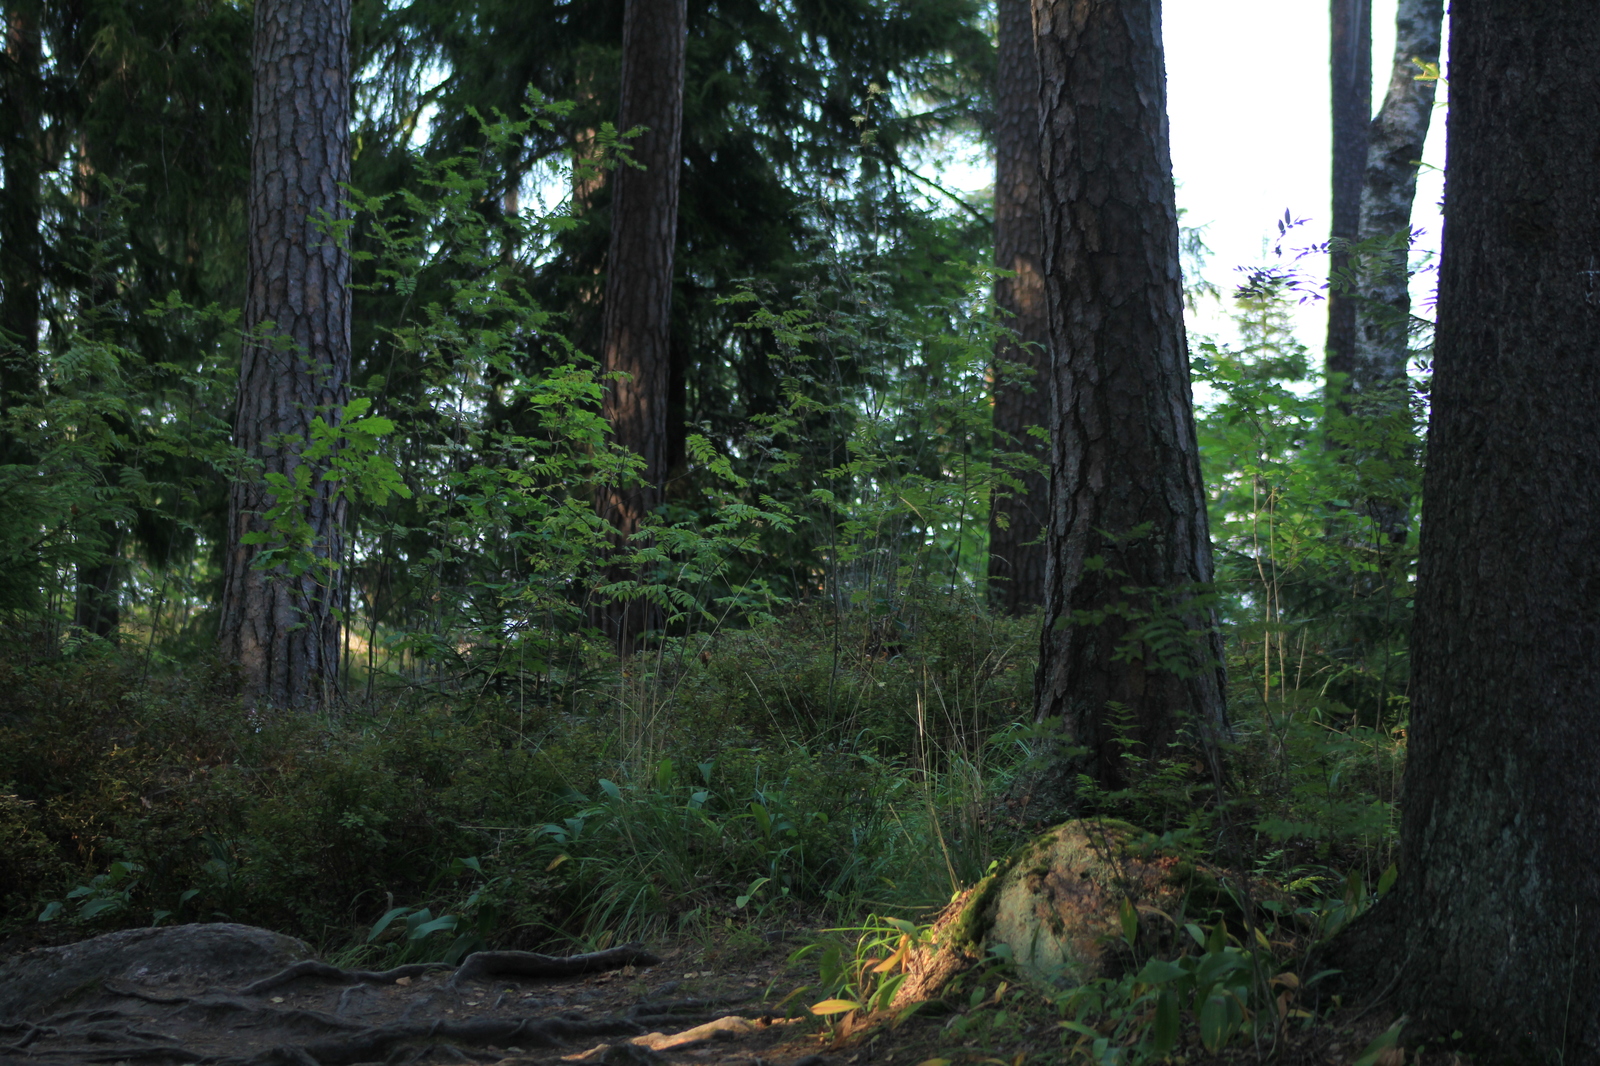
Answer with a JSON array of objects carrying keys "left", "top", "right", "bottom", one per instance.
[
  {"left": 594, "top": 0, "right": 686, "bottom": 653},
  {"left": 986, "top": 0, "right": 1049, "bottom": 616},
  {"left": 0, "top": 2, "right": 41, "bottom": 464},
  {"left": 1334, "top": 4, "right": 1600, "bottom": 1059},
  {"left": 1352, "top": 0, "right": 1441, "bottom": 391},
  {"left": 1031, "top": 0, "right": 1226, "bottom": 792},
  {"left": 1324, "top": 0, "right": 1371, "bottom": 394},
  {"left": 217, "top": 0, "right": 352, "bottom": 710}
]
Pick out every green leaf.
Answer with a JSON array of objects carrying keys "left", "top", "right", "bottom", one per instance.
[
  {"left": 1150, "top": 988, "right": 1179, "bottom": 1055},
  {"left": 736, "top": 877, "right": 770, "bottom": 909},
  {"left": 1376, "top": 863, "right": 1398, "bottom": 897},
  {"left": 1119, "top": 897, "right": 1138, "bottom": 945},
  {"left": 1353, "top": 1017, "right": 1407, "bottom": 1066},
  {"left": 1199, "top": 992, "right": 1231, "bottom": 1051},
  {"left": 368, "top": 905, "right": 412, "bottom": 943},
  {"left": 410, "top": 914, "right": 459, "bottom": 939},
  {"left": 1206, "top": 919, "right": 1228, "bottom": 955},
  {"left": 1134, "top": 957, "right": 1186, "bottom": 985},
  {"left": 78, "top": 897, "right": 122, "bottom": 919}
]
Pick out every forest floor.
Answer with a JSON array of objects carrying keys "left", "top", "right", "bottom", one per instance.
[{"left": 0, "top": 924, "right": 1439, "bottom": 1066}]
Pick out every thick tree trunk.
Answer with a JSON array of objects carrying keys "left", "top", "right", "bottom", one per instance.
[
  {"left": 985, "top": 0, "right": 1049, "bottom": 616},
  {"left": 1324, "top": 0, "right": 1371, "bottom": 394},
  {"left": 1333, "top": 4, "right": 1600, "bottom": 1060},
  {"left": 594, "top": 0, "right": 686, "bottom": 653},
  {"left": 1351, "top": 0, "right": 1440, "bottom": 392},
  {"left": 0, "top": 1, "right": 41, "bottom": 463},
  {"left": 217, "top": 0, "right": 352, "bottom": 710},
  {"left": 1031, "top": 0, "right": 1226, "bottom": 792}
]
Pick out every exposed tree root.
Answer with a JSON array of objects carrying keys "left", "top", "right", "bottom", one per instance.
[
  {"left": 103, "top": 982, "right": 370, "bottom": 1033},
  {"left": 1, "top": 932, "right": 804, "bottom": 1066},
  {"left": 238, "top": 963, "right": 456, "bottom": 997},
  {"left": 447, "top": 944, "right": 662, "bottom": 987},
  {"left": 222, "top": 943, "right": 660, "bottom": 1001}
]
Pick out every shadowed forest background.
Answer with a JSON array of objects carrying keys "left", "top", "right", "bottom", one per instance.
[{"left": 7, "top": 0, "right": 1594, "bottom": 1062}]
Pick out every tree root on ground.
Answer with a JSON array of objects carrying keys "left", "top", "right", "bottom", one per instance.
[
  {"left": 447, "top": 945, "right": 663, "bottom": 988},
  {"left": 1, "top": 936, "right": 810, "bottom": 1066},
  {"left": 237, "top": 963, "right": 456, "bottom": 997},
  {"left": 228, "top": 944, "right": 661, "bottom": 998}
]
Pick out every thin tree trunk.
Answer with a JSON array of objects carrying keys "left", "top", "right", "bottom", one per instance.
[
  {"left": 71, "top": 138, "right": 126, "bottom": 641},
  {"left": 594, "top": 0, "right": 686, "bottom": 653},
  {"left": 1324, "top": 0, "right": 1371, "bottom": 396},
  {"left": 1332, "top": 4, "right": 1600, "bottom": 1059},
  {"left": 1352, "top": 0, "right": 1441, "bottom": 390},
  {"left": 986, "top": 0, "right": 1048, "bottom": 616},
  {"left": 217, "top": 0, "right": 352, "bottom": 710},
  {"left": 74, "top": 552, "right": 122, "bottom": 638},
  {"left": 0, "top": 1, "right": 41, "bottom": 464},
  {"left": 1031, "top": 0, "right": 1226, "bottom": 793}
]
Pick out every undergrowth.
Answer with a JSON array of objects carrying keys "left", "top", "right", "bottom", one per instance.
[{"left": 0, "top": 591, "right": 1037, "bottom": 956}]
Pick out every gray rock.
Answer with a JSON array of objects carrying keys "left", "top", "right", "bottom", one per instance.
[{"left": 0, "top": 922, "right": 312, "bottom": 1020}]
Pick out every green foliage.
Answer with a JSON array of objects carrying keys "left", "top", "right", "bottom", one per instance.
[
  {"left": 0, "top": 594, "right": 1038, "bottom": 946},
  {"left": 1054, "top": 917, "right": 1296, "bottom": 1064},
  {"left": 1197, "top": 258, "right": 1422, "bottom": 729},
  {"left": 333, "top": 99, "right": 802, "bottom": 698},
  {"left": 0, "top": 182, "right": 235, "bottom": 619},
  {"left": 719, "top": 253, "right": 1029, "bottom": 604},
  {"left": 791, "top": 914, "right": 930, "bottom": 1026}
]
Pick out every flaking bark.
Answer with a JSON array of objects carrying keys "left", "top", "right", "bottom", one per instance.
[
  {"left": 217, "top": 0, "right": 353, "bottom": 709},
  {"left": 986, "top": 0, "right": 1049, "bottom": 615},
  {"left": 594, "top": 0, "right": 687, "bottom": 653},
  {"left": 1030, "top": 0, "right": 1226, "bottom": 792}
]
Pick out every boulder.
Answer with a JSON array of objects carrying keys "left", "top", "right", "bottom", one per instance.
[
  {"left": 895, "top": 819, "right": 1198, "bottom": 1003},
  {"left": 0, "top": 922, "right": 312, "bottom": 1020}
]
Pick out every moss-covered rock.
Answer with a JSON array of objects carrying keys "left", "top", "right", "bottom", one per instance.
[
  {"left": 983, "top": 819, "right": 1183, "bottom": 986},
  {"left": 895, "top": 818, "right": 1189, "bottom": 1002}
]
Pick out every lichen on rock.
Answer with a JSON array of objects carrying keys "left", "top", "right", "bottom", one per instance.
[{"left": 894, "top": 818, "right": 1194, "bottom": 1004}]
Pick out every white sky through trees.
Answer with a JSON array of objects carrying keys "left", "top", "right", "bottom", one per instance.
[
  {"left": 935, "top": 1, "right": 1448, "bottom": 365},
  {"left": 1163, "top": 0, "right": 1447, "bottom": 356}
]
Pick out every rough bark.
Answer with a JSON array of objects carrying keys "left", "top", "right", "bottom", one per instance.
[
  {"left": 1351, "top": 0, "right": 1441, "bottom": 392},
  {"left": 217, "top": 0, "right": 352, "bottom": 709},
  {"left": 1333, "top": 5, "right": 1600, "bottom": 1060},
  {"left": 1324, "top": 0, "right": 1371, "bottom": 394},
  {"left": 0, "top": 1, "right": 41, "bottom": 462},
  {"left": 986, "top": 0, "right": 1049, "bottom": 616},
  {"left": 1030, "top": 0, "right": 1226, "bottom": 792},
  {"left": 594, "top": 0, "right": 687, "bottom": 653}
]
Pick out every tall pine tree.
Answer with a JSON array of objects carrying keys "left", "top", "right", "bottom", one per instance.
[
  {"left": 1031, "top": 0, "right": 1225, "bottom": 792},
  {"left": 217, "top": 0, "right": 352, "bottom": 708}
]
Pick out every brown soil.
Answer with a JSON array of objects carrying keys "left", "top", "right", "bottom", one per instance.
[{"left": 0, "top": 924, "right": 1468, "bottom": 1066}]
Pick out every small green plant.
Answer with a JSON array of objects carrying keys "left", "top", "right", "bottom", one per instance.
[
  {"left": 1051, "top": 909, "right": 1344, "bottom": 1065},
  {"left": 363, "top": 857, "right": 501, "bottom": 965},
  {"left": 791, "top": 914, "right": 930, "bottom": 1030},
  {"left": 38, "top": 861, "right": 146, "bottom": 924}
]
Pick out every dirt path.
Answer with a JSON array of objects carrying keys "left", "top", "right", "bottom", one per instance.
[
  {"left": 0, "top": 927, "right": 839, "bottom": 1066},
  {"left": 0, "top": 924, "right": 1439, "bottom": 1066}
]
